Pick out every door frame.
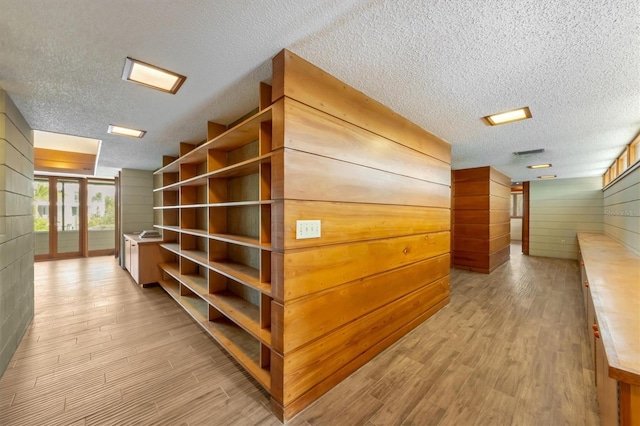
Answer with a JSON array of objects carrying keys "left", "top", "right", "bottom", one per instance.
[{"left": 34, "top": 175, "right": 116, "bottom": 261}]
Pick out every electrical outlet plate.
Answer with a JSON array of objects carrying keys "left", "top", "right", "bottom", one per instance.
[{"left": 296, "top": 220, "right": 321, "bottom": 239}]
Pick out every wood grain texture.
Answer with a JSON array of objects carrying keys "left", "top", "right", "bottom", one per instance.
[
  {"left": 271, "top": 148, "right": 450, "bottom": 208},
  {"left": 277, "top": 97, "right": 450, "bottom": 185},
  {"left": 271, "top": 49, "right": 450, "bottom": 164},
  {"left": 272, "top": 200, "right": 449, "bottom": 250},
  {"left": 34, "top": 147, "right": 96, "bottom": 175},
  {"left": 453, "top": 165, "right": 510, "bottom": 186},
  {"left": 277, "top": 232, "right": 449, "bottom": 301},
  {"left": 279, "top": 254, "right": 450, "bottom": 352},
  {"left": 454, "top": 194, "right": 510, "bottom": 210},
  {"left": 453, "top": 223, "right": 510, "bottom": 239},
  {"left": 578, "top": 233, "right": 640, "bottom": 386},
  {"left": 453, "top": 209, "right": 510, "bottom": 225},
  {"left": 453, "top": 234, "right": 511, "bottom": 254}
]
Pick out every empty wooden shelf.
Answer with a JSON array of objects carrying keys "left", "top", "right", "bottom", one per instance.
[{"left": 152, "top": 49, "right": 452, "bottom": 421}]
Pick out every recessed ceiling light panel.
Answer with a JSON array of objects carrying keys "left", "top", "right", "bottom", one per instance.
[
  {"left": 483, "top": 107, "right": 532, "bottom": 126},
  {"left": 108, "top": 125, "right": 146, "bottom": 138},
  {"left": 122, "top": 57, "right": 186, "bottom": 94},
  {"left": 538, "top": 175, "right": 557, "bottom": 179},
  {"left": 527, "top": 164, "right": 552, "bottom": 169}
]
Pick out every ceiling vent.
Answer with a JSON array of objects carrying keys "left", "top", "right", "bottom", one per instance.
[{"left": 513, "top": 148, "right": 545, "bottom": 156}]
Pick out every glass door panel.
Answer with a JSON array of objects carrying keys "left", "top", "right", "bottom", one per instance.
[
  {"left": 56, "top": 179, "right": 81, "bottom": 255},
  {"left": 33, "top": 178, "right": 51, "bottom": 257},
  {"left": 87, "top": 180, "right": 116, "bottom": 252}
]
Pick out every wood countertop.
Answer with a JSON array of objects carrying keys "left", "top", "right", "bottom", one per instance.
[
  {"left": 123, "top": 233, "right": 163, "bottom": 244},
  {"left": 578, "top": 232, "right": 640, "bottom": 385}
]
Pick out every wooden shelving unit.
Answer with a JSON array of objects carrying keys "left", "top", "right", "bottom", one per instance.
[
  {"left": 153, "top": 82, "right": 276, "bottom": 401},
  {"left": 152, "top": 49, "right": 452, "bottom": 421}
]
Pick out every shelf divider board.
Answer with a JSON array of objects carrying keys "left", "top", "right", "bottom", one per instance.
[
  {"left": 208, "top": 259, "right": 270, "bottom": 295},
  {"left": 159, "top": 262, "right": 180, "bottom": 280},
  {"left": 161, "top": 243, "right": 181, "bottom": 256},
  {"left": 209, "top": 233, "right": 270, "bottom": 250},
  {"left": 158, "top": 276, "right": 180, "bottom": 299},
  {"left": 202, "top": 290, "right": 271, "bottom": 345},
  {"left": 259, "top": 83, "right": 272, "bottom": 111},
  {"left": 208, "top": 121, "right": 227, "bottom": 141},
  {"left": 209, "top": 200, "right": 274, "bottom": 207},
  {"left": 205, "top": 306, "right": 271, "bottom": 391},
  {"left": 154, "top": 104, "right": 276, "bottom": 176},
  {"left": 180, "top": 142, "right": 197, "bottom": 157}
]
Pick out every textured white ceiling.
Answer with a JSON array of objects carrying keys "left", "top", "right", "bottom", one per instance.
[{"left": 1, "top": 0, "right": 638, "bottom": 182}]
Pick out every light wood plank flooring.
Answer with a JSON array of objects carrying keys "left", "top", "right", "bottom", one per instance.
[{"left": 0, "top": 245, "right": 600, "bottom": 425}]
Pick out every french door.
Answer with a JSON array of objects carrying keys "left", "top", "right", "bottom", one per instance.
[{"left": 33, "top": 176, "right": 115, "bottom": 260}]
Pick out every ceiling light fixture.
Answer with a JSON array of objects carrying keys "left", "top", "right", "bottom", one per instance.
[
  {"left": 122, "top": 57, "right": 186, "bottom": 94},
  {"left": 527, "top": 164, "right": 552, "bottom": 169},
  {"left": 108, "top": 125, "right": 146, "bottom": 138},
  {"left": 537, "top": 175, "right": 557, "bottom": 179},
  {"left": 483, "top": 107, "right": 532, "bottom": 126}
]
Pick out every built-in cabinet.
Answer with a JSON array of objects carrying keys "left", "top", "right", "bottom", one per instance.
[
  {"left": 123, "top": 233, "right": 165, "bottom": 286},
  {"left": 152, "top": 49, "right": 452, "bottom": 421},
  {"left": 578, "top": 232, "right": 640, "bottom": 426}
]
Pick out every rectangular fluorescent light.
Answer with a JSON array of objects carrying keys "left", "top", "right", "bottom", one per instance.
[
  {"left": 122, "top": 57, "right": 186, "bottom": 94},
  {"left": 483, "top": 107, "right": 532, "bottom": 126},
  {"left": 108, "top": 125, "right": 146, "bottom": 138},
  {"left": 527, "top": 164, "right": 552, "bottom": 169},
  {"left": 538, "top": 175, "right": 557, "bottom": 179}
]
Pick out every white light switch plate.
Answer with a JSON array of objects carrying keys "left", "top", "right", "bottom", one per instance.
[{"left": 296, "top": 220, "right": 321, "bottom": 239}]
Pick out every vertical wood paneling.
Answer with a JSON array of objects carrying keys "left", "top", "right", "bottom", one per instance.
[
  {"left": 530, "top": 177, "right": 603, "bottom": 260},
  {"left": 603, "top": 166, "right": 640, "bottom": 255},
  {"left": 452, "top": 166, "right": 510, "bottom": 273}
]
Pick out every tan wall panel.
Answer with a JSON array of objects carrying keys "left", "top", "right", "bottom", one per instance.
[
  {"left": 272, "top": 50, "right": 451, "bottom": 164},
  {"left": 491, "top": 209, "right": 511, "bottom": 224},
  {"left": 273, "top": 200, "right": 449, "bottom": 250},
  {"left": 490, "top": 180, "right": 511, "bottom": 199},
  {"left": 454, "top": 180, "right": 490, "bottom": 196},
  {"left": 454, "top": 209, "right": 489, "bottom": 224},
  {"left": 452, "top": 167, "right": 490, "bottom": 182},
  {"left": 490, "top": 167, "right": 511, "bottom": 186},
  {"left": 280, "top": 98, "right": 450, "bottom": 186},
  {"left": 453, "top": 237, "right": 486, "bottom": 253},
  {"left": 490, "top": 195, "right": 510, "bottom": 210},
  {"left": 281, "top": 254, "right": 450, "bottom": 352},
  {"left": 272, "top": 148, "right": 450, "bottom": 208},
  {"left": 454, "top": 195, "right": 489, "bottom": 210},
  {"left": 490, "top": 234, "right": 511, "bottom": 253},
  {"left": 453, "top": 250, "right": 489, "bottom": 270},
  {"left": 489, "top": 245, "right": 511, "bottom": 269},
  {"left": 454, "top": 221, "right": 508, "bottom": 242},
  {"left": 281, "top": 276, "right": 450, "bottom": 404},
  {"left": 278, "top": 231, "right": 450, "bottom": 301},
  {"left": 453, "top": 234, "right": 510, "bottom": 254}
]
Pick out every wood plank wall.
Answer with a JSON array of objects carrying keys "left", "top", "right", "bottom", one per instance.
[
  {"left": 603, "top": 166, "right": 640, "bottom": 255},
  {"left": 529, "top": 177, "right": 603, "bottom": 260},
  {"left": 452, "top": 166, "right": 511, "bottom": 273},
  {"left": 269, "top": 50, "right": 451, "bottom": 420}
]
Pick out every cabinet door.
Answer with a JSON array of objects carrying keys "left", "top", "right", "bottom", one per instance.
[
  {"left": 596, "top": 334, "right": 619, "bottom": 425},
  {"left": 130, "top": 241, "right": 140, "bottom": 283},
  {"left": 580, "top": 260, "right": 588, "bottom": 314},
  {"left": 587, "top": 291, "right": 596, "bottom": 367},
  {"left": 124, "top": 238, "right": 132, "bottom": 271}
]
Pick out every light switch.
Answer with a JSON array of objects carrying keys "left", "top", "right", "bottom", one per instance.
[{"left": 296, "top": 220, "right": 321, "bottom": 239}]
